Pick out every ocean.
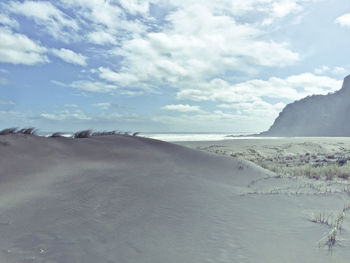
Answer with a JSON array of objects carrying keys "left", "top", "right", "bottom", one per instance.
[
  {"left": 139, "top": 132, "right": 253, "bottom": 142},
  {"left": 39, "top": 131, "right": 278, "bottom": 142}
]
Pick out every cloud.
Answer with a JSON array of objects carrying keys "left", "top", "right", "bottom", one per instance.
[
  {"left": 8, "top": 1, "right": 79, "bottom": 42},
  {"left": 153, "top": 110, "right": 270, "bottom": 132},
  {"left": 0, "top": 110, "right": 34, "bottom": 126},
  {"left": 273, "top": 1, "right": 302, "bottom": 18},
  {"left": 218, "top": 100, "right": 286, "bottom": 119},
  {"left": 0, "top": 100, "right": 15, "bottom": 105},
  {"left": 51, "top": 80, "right": 68, "bottom": 87},
  {"left": 331, "top": 67, "right": 347, "bottom": 75},
  {"left": 314, "top": 65, "right": 347, "bottom": 76},
  {"left": 335, "top": 13, "right": 350, "bottom": 27},
  {"left": 0, "top": 0, "right": 329, "bottom": 133},
  {"left": 105, "top": 3, "right": 300, "bottom": 94},
  {"left": 59, "top": 0, "right": 123, "bottom": 30},
  {"left": 70, "top": 80, "right": 118, "bottom": 93},
  {"left": 0, "top": 27, "right": 48, "bottom": 65},
  {"left": 118, "top": 0, "right": 150, "bottom": 15},
  {"left": 177, "top": 73, "right": 342, "bottom": 103},
  {"left": 40, "top": 109, "right": 90, "bottom": 121},
  {"left": 96, "top": 67, "right": 155, "bottom": 93},
  {"left": 38, "top": 109, "right": 147, "bottom": 129},
  {"left": 87, "top": 30, "right": 116, "bottom": 45},
  {"left": 98, "top": 67, "right": 138, "bottom": 86},
  {"left": 59, "top": 0, "right": 147, "bottom": 42},
  {"left": 92, "top": 102, "right": 124, "bottom": 110},
  {"left": 51, "top": 48, "right": 87, "bottom": 66},
  {"left": 162, "top": 104, "right": 202, "bottom": 113},
  {"left": 64, "top": 104, "right": 78, "bottom": 108},
  {"left": 0, "top": 13, "right": 19, "bottom": 28},
  {"left": 314, "top": 65, "right": 329, "bottom": 75}
]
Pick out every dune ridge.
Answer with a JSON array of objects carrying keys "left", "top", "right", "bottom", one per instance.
[{"left": 0, "top": 134, "right": 349, "bottom": 262}]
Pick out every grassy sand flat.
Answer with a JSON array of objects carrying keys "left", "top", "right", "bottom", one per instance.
[
  {"left": 179, "top": 137, "right": 350, "bottom": 180},
  {"left": 0, "top": 134, "right": 349, "bottom": 262},
  {"left": 178, "top": 137, "right": 350, "bottom": 260}
]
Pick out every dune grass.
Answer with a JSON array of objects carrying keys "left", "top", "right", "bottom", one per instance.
[
  {"left": 256, "top": 162, "right": 350, "bottom": 181},
  {"left": 307, "top": 204, "right": 350, "bottom": 250},
  {"left": 17, "top": 127, "right": 37, "bottom": 135},
  {"left": 0, "top": 128, "right": 140, "bottom": 139},
  {"left": 50, "top": 132, "right": 64, "bottom": 138},
  {"left": 73, "top": 130, "right": 140, "bottom": 138},
  {"left": 0, "top": 128, "right": 18, "bottom": 135},
  {"left": 0, "top": 127, "right": 37, "bottom": 136},
  {"left": 73, "top": 130, "right": 93, "bottom": 138}
]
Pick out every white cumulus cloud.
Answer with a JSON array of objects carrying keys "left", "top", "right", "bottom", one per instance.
[
  {"left": 93, "top": 102, "right": 123, "bottom": 110},
  {"left": 70, "top": 80, "right": 118, "bottom": 93},
  {"left": 0, "top": 27, "right": 48, "bottom": 65},
  {"left": 218, "top": 100, "right": 286, "bottom": 119},
  {"left": 0, "top": 13, "right": 19, "bottom": 28},
  {"left": 51, "top": 48, "right": 87, "bottom": 66},
  {"left": 273, "top": 1, "right": 302, "bottom": 17},
  {"left": 103, "top": 3, "right": 300, "bottom": 94},
  {"left": 314, "top": 65, "right": 347, "bottom": 76},
  {"left": 177, "top": 73, "right": 342, "bottom": 103},
  {"left": 40, "top": 109, "right": 90, "bottom": 121},
  {"left": 8, "top": 1, "right": 79, "bottom": 42},
  {"left": 163, "top": 104, "right": 202, "bottom": 113},
  {"left": 87, "top": 30, "right": 117, "bottom": 45},
  {"left": 335, "top": 13, "right": 350, "bottom": 27}
]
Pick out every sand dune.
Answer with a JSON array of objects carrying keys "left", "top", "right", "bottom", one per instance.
[{"left": 0, "top": 134, "right": 349, "bottom": 262}]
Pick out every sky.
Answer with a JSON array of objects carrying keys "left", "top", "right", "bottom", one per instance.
[{"left": 0, "top": 0, "right": 350, "bottom": 133}]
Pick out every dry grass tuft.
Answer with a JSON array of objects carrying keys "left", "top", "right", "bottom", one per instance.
[
  {"left": 0, "top": 127, "right": 37, "bottom": 136},
  {"left": 50, "top": 132, "right": 64, "bottom": 138},
  {"left": 17, "top": 127, "right": 37, "bottom": 135},
  {"left": 91, "top": 131, "right": 118, "bottom": 136},
  {"left": 0, "top": 128, "right": 18, "bottom": 135},
  {"left": 314, "top": 204, "right": 350, "bottom": 250},
  {"left": 73, "top": 130, "right": 92, "bottom": 138}
]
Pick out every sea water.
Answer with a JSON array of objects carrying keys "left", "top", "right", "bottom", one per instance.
[
  {"left": 140, "top": 132, "right": 253, "bottom": 142},
  {"left": 39, "top": 131, "right": 281, "bottom": 142}
]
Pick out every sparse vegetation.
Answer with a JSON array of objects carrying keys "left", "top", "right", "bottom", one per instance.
[
  {"left": 309, "top": 212, "right": 333, "bottom": 226},
  {"left": 202, "top": 143, "right": 350, "bottom": 181},
  {"left": 261, "top": 163, "right": 350, "bottom": 181},
  {"left": 316, "top": 211, "right": 346, "bottom": 250},
  {"left": 50, "top": 132, "right": 64, "bottom": 138},
  {"left": 196, "top": 140, "right": 350, "bottom": 254},
  {"left": 0, "top": 127, "right": 37, "bottom": 136},
  {"left": 0, "top": 128, "right": 18, "bottom": 135},
  {"left": 310, "top": 203, "right": 350, "bottom": 250},
  {"left": 73, "top": 130, "right": 92, "bottom": 138},
  {"left": 73, "top": 130, "right": 139, "bottom": 138},
  {"left": 17, "top": 127, "right": 37, "bottom": 135},
  {"left": 92, "top": 131, "right": 117, "bottom": 136}
]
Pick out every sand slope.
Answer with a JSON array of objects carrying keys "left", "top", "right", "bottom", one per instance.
[{"left": 0, "top": 135, "right": 349, "bottom": 262}]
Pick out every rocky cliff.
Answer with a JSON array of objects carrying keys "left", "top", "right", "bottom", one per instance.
[{"left": 260, "top": 75, "right": 350, "bottom": 136}]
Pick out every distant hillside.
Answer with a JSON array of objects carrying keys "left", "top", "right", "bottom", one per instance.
[{"left": 260, "top": 75, "right": 350, "bottom": 136}]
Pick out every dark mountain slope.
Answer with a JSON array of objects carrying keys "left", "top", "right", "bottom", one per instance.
[{"left": 260, "top": 75, "right": 350, "bottom": 136}]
